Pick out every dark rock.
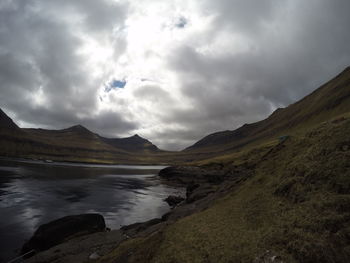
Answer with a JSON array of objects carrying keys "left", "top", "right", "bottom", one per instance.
[
  {"left": 164, "top": 195, "right": 185, "bottom": 207},
  {"left": 159, "top": 166, "right": 225, "bottom": 184},
  {"left": 161, "top": 212, "right": 172, "bottom": 221},
  {"left": 22, "top": 214, "right": 106, "bottom": 256},
  {"left": 186, "top": 182, "right": 200, "bottom": 198},
  {"left": 187, "top": 185, "right": 216, "bottom": 203},
  {"left": 120, "top": 218, "right": 163, "bottom": 237}
]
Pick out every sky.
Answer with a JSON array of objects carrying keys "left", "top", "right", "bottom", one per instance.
[{"left": 0, "top": 0, "right": 349, "bottom": 150}]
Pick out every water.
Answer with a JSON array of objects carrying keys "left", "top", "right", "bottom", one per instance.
[{"left": 0, "top": 159, "right": 182, "bottom": 262}]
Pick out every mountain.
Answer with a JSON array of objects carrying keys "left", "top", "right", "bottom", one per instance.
[
  {"left": 185, "top": 66, "right": 350, "bottom": 153},
  {"left": 0, "top": 108, "right": 20, "bottom": 130},
  {"left": 63, "top": 125, "right": 97, "bottom": 137},
  {"left": 101, "top": 134, "right": 159, "bottom": 152},
  {"left": 0, "top": 111, "right": 164, "bottom": 164},
  {"left": 1, "top": 67, "right": 349, "bottom": 164}
]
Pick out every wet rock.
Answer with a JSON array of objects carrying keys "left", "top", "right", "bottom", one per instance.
[
  {"left": 164, "top": 195, "right": 185, "bottom": 207},
  {"left": 22, "top": 214, "right": 106, "bottom": 256}
]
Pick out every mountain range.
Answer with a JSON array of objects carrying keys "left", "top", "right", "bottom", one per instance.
[
  {"left": 0, "top": 66, "right": 349, "bottom": 164},
  {"left": 0, "top": 110, "right": 163, "bottom": 164}
]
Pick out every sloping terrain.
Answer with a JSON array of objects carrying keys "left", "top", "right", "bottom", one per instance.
[
  {"left": 99, "top": 114, "right": 350, "bottom": 263},
  {"left": 185, "top": 67, "right": 350, "bottom": 155}
]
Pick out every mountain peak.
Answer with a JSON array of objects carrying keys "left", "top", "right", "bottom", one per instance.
[
  {"left": 70, "top": 124, "right": 87, "bottom": 130},
  {"left": 100, "top": 133, "right": 160, "bottom": 152},
  {"left": 64, "top": 124, "right": 93, "bottom": 135},
  {"left": 0, "top": 108, "right": 20, "bottom": 130}
]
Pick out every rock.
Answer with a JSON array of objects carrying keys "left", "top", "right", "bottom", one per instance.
[
  {"left": 186, "top": 182, "right": 200, "bottom": 198},
  {"left": 164, "top": 195, "right": 185, "bottom": 207},
  {"left": 120, "top": 218, "right": 165, "bottom": 238},
  {"left": 22, "top": 214, "right": 106, "bottom": 256},
  {"left": 186, "top": 185, "right": 216, "bottom": 203},
  {"left": 121, "top": 218, "right": 162, "bottom": 236},
  {"left": 89, "top": 252, "right": 100, "bottom": 260},
  {"left": 254, "top": 250, "right": 284, "bottom": 263},
  {"left": 159, "top": 166, "right": 225, "bottom": 184}
]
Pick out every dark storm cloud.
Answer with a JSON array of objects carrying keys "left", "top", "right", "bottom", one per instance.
[
  {"left": 0, "top": 0, "right": 133, "bottom": 134},
  {"left": 158, "top": 0, "right": 350, "bottom": 149}
]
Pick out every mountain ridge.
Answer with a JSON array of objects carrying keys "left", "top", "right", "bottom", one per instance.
[
  {"left": 0, "top": 108, "right": 20, "bottom": 131},
  {"left": 185, "top": 66, "right": 350, "bottom": 153},
  {"left": 1, "top": 66, "right": 349, "bottom": 164},
  {"left": 0, "top": 110, "right": 162, "bottom": 163}
]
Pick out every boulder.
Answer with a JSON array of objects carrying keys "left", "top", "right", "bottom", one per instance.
[
  {"left": 164, "top": 195, "right": 185, "bottom": 207},
  {"left": 22, "top": 214, "right": 106, "bottom": 256}
]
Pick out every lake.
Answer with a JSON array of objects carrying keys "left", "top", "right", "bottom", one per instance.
[{"left": 0, "top": 159, "right": 182, "bottom": 262}]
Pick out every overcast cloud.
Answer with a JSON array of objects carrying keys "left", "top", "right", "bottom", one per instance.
[{"left": 0, "top": 0, "right": 349, "bottom": 150}]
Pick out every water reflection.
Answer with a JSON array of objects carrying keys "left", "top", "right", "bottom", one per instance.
[{"left": 0, "top": 159, "right": 182, "bottom": 262}]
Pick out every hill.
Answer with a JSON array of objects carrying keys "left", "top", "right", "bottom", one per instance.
[
  {"left": 98, "top": 113, "right": 350, "bottom": 263},
  {"left": 101, "top": 134, "right": 160, "bottom": 153},
  {"left": 185, "top": 67, "right": 350, "bottom": 155},
  {"left": 0, "top": 112, "right": 163, "bottom": 164}
]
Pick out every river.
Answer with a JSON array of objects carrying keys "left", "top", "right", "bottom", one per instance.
[{"left": 0, "top": 159, "right": 182, "bottom": 262}]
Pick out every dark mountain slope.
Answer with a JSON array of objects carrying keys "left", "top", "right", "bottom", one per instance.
[
  {"left": 186, "top": 66, "right": 350, "bottom": 152},
  {"left": 0, "top": 108, "right": 20, "bottom": 130},
  {"left": 0, "top": 110, "right": 164, "bottom": 163},
  {"left": 101, "top": 134, "right": 160, "bottom": 152}
]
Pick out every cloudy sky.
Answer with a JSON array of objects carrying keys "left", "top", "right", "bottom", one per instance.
[{"left": 0, "top": 0, "right": 349, "bottom": 150}]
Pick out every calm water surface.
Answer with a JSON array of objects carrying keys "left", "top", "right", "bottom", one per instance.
[{"left": 0, "top": 159, "right": 182, "bottom": 262}]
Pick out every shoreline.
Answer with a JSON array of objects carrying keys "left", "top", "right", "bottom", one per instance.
[
  {"left": 23, "top": 165, "right": 232, "bottom": 263},
  {"left": 0, "top": 156, "right": 171, "bottom": 167}
]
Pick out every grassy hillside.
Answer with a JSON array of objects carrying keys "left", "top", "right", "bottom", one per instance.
[
  {"left": 100, "top": 113, "right": 350, "bottom": 263},
  {"left": 185, "top": 67, "right": 350, "bottom": 156},
  {"left": 0, "top": 117, "right": 167, "bottom": 164}
]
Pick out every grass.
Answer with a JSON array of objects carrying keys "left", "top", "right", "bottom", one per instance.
[
  {"left": 184, "top": 67, "right": 350, "bottom": 160},
  {"left": 100, "top": 115, "right": 350, "bottom": 262}
]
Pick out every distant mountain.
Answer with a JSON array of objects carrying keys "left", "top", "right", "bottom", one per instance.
[
  {"left": 186, "top": 66, "right": 350, "bottom": 152},
  {"left": 101, "top": 134, "right": 159, "bottom": 152},
  {"left": 0, "top": 110, "right": 163, "bottom": 163},
  {"left": 0, "top": 108, "right": 20, "bottom": 130},
  {"left": 64, "top": 125, "right": 97, "bottom": 137}
]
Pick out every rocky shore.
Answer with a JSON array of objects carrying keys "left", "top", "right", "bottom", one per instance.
[{"left": 23, "top": 165, "right": 249, "bottom": 263}]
